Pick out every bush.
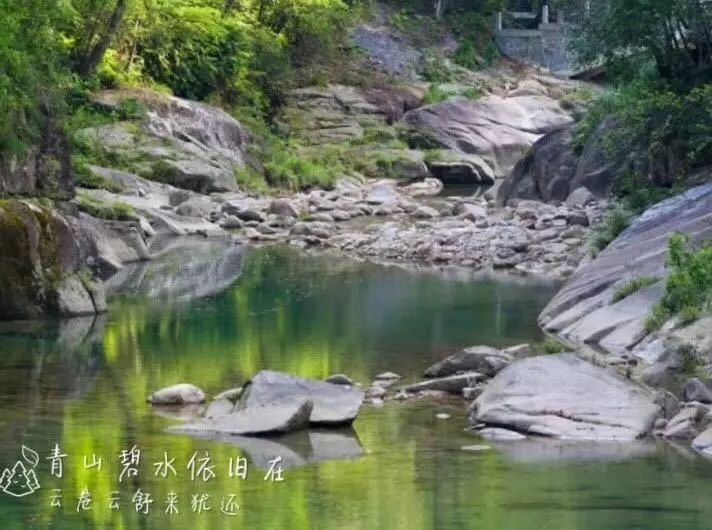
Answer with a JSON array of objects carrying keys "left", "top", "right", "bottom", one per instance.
[
  {"left": 423, "top": 85, "right": 450, "bottom": 105},
  {"left": 538, "top": 337, "right": 569, "bottom": 355},
  {"left": 646, "top": 234, "right": 712, "bottom": 332},
  {"left": 611, "top": 276, "right": 659, "bottom": 303},
  {"left": 590, "top": 204, "right": 634, "bottom": 256}
]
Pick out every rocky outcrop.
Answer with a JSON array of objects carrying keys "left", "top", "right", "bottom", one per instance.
[
  {"left": 498, "top": 118, "right": 626, "bottom": 205},
  {"left": 403, "top": 94, "right": 573, "bottom": 181},
  {"left": 238, "top": 371, "right": 364, "bottom": 425},
  {"left": 471, "top": 354, "right": 660, "bottom": 440},
  {"left": 539, "top": 182, "right": 712, "bottom": 355},
  {"left": 0, "top": 109, "right": 73, "bottom": 198},
  {"left": 79, "top": 89, "right": 252, "bottom": 193},
  {"left": 0, "top": 200, "right": 106, "bottom": 320}
]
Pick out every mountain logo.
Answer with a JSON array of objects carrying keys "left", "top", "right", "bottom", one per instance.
[{"left": 0, "top": 446, "right": 41, "bottom": 498}]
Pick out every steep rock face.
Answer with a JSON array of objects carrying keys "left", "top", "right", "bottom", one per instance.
[
  {"left": 498, "top": 118, "right": 624, "bottom": 205},
  {"left": 403, "top": 95, "right": 573, "bottom": 182},
  {"left": 539, "top": 181, "right": 712, "bottom": 354},
  {"left": 471, "top": 354, "right": 660, "bottom": 440},
  {"left": 0, "top": 110, "right": 73, "bottom": 197},
  {"left": 78, "top": 89, "right": 251, "bottom": 193},
  {"left": 0, "top": 200, "right": 106, "bottom": 319}
]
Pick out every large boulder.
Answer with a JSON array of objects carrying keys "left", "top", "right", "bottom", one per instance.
[
  {"left": 82, "top": 89, "right": 252, "bottom": 193},
  {"left": 170, "top": 400, "right": 313, "bottom": 436},
  {"left": 471, "top": 354, "right": 660, "bottom": 440},
  {"left": 403, "top": 95, "right": 573, "bottom": 180},
  {"left": 238, "top": 371, "right": 365, "bottom": 425},
  {"left": 540, "top": 181, "right": 712, "bottom": 355},
  {"left": 0, "top": 200, "right": 107, "bottom": 320},
  {"left": 424, "top": 346, "right": 512, "bottom": 378}
]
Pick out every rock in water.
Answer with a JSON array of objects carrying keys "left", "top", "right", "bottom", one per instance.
[
  {"left": 148, "top": 384, "right": 206, "bottom": 405},
  {"left": 402, "top": 373, "right": 485, "bottom": 394},
  {"left": 472, "top": 354, "right": 660, "bottom": 441},
  {"left": 239, "top": 371, "right": 364, "bottom": 425},
  {"left": 324, "top": 374, "right": 354, "bottom": 386},
  {"left": 424, "top": 346, "right": 512, "bottom": 378},
  {"left": 170, "top": 400, "right": 313, "bottom": 436}
]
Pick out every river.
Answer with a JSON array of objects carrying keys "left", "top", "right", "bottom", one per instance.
[{"left": 0, "top": 243, "right": 711, "bottom": 529}]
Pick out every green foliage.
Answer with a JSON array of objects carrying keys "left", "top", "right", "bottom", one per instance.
[
  {"left": 72, "top": 157, "right": 125, "bottom": 193},
  {"left": 76, "top": 192, "right": 137, "bottom": 221},
  {"left": 651, "top": 234, "right": 712, "bottom": 329},
  {"left": 612, "top": 276, "right": 659, "bottom": 303},
  {"left": 590, "top": 204, "right": 633, "bottom": 256},
  {"left": 538, "top": 337, "right": 568, "bottom": 355},
  {"left": 423, "top": 85, "right": 450, "bottom": 104}
]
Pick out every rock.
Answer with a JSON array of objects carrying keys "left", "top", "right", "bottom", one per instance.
[
  {"left": 540, "top": 181, "right": 712, "bottom": 356},
  {"left": 472, "top": 354, "right": 660, "bottom": 440},
  {"left": 365, "top": 182, "right": 400, "bottom": 205},
  {"left": 269, "top": 199, "right": 299, "bottom": 218},
  {"left": 375, "top": 371, "right": 401, "bottom": 380},
  {"left": 476, "top": 427, "right": 527, "bottom": 441},
  {"left": 324, "top": 374, "right": 354, "bottom": 386},
  {"left": 663, "top": 407, "right": 700, "bottom": 439},
  {"left": 461, "top": 444, "right": 492, "bottom": 451},
  {"left": 220, "top": 215, "right": 244, "bottom": 229},
  {"left": 238, "top": 371, "right": 364, "bottom": 425},
  {"left": 366, "top": 386, "right": 387, "bottom": 399},
  {"left": 683, "top": 378, "right": 712, "bottom": 404},
  {"left": 404, "top": 95, "right": 573, "bottom": 180},
  {"left": 169, "top": 189, "right": 192, "bottom": 207},
  {"left": 453, "top": 202, "right": 487, "bottom": 221},
  {"left": 402, "top": 373, "right": 485, "bottom": 395},
  {"left": 424, "top": 346, "right": 512, "bottom": 378},
  {"left": 171, "top": 400, "right": 313, "bottom": 436},
  {"left": 234, "top": 208, "right": 265, "bottom": 223},
  {"left": 692, "top": 426, "right": 712, "bottom": 455},
  {"left": 402, "top": 178, "right": 444, "bottom": 197},
  {"left": 566, "top": 187, "right": 595, "bottom": 208},
  {"left": 213, "top": 387, "right": 242, "bottom": 403},
  {"left": 435, "top": 413, "right": 451, "bottom": 420},
  {"left": 412, "top": 205, "right": 440, "bottom": 219},
  {"left": 653, "top": 389, "right": 680, "bottom": 420},
  {"left": 88, "top": 89, "right": 252, "bottom": 193},
  {"left": 0, "top": 200, "right": 108, "bottom": 320},
  {"left": 503, "top": 344, "right": 532, "bottom": 359},
  {"left": 462, "top": 385, "right": 485, "bottom": 400},
  {"left": 426, "top": 152, "right": 496, "bottom": 184},
  {"left": 148, "top": 384, "right": 206, "bottom": 405},
  {"left": 393, "top": 390, "right": 409, "bottom": 401}
]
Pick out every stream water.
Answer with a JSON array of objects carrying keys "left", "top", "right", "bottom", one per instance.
[{"left": 1, "top": 242, "right": 711, "bottom": 529}]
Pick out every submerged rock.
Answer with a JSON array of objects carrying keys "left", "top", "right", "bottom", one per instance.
[
  {"left": 239, "top": 370, "right": 364, "bottom": 425},
  {"left": 471, "top": 354, "right": 660, "bottom": 441},
  {"left": 171, "top": 400, "right": 313, "bottom": 436},
  {"left": 324, "top": 374, "right": 354, "bottom": 386},
  {"left": 148, "top": 383, "right": 206, "bottom": 405},
  {"left": 402, "top": 372, "right": 485, "bottom": 395},
  {"left": 424, "top": 346, "right": 512, "bottom": 378}
]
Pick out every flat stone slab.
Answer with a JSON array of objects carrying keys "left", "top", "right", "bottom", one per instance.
[
  {"left": 170, "top": 400, "right": 313, "bottom": 436},
  {"left": 472, "top": 354, "right": 660, "bottom": 441},
  {"left": 401, "top": 372, "right": 485, "bottom": 395},
  {"left": 239, "top": 371, "right": 364, "bottom": 425}
]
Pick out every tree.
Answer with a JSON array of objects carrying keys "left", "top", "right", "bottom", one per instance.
[{"left": 570, "top": 0, "right": 712, "bottom": 87}]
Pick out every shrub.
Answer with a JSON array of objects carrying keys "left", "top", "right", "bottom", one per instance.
[
  {"left": 611, "top": 276, "right": 659, "bottom": 303},
  {"left": 423, "top": 85, "right": 449, "bottom": 105},
  {"left": 590, "top": 204, "right": 634, "bottom": 256},
  {"left": 538, "top": 337, "right": 569, "bottom": 355},
  {"left": 645, "top": 234, "right": 712, "bottom": 332}
]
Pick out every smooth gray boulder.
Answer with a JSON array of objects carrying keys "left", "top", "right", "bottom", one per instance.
[
  {"left": 324, "top": 374, "right": 354, "bottom": 386},
  {"left": 683, "top": 378, "right": 712, "bottom": 404},
  {"left": 402, "top": 372, "right": 485, "bottom": 394},
  {"left": 170, "top": 400, "right": 313, "bottom": 436},
  {"left": 404, "top": 94, "right": 573, "bottom": 180},
  {"left": 148, "top": 383, "right": 206, "bottom": 405},
  {"left": 239, "top": 371, "right": 364, "bottom": 425},
  {"left": 424, "top": 346, "right": 512, "bottom": 378},
  {"left": 692, "top": 426, "right": 712, "bottom": 455},
  {"left": 540, "top": 181, "right": 712, "bottom": 356},
  {"left": 471, "top": 354, "right": 660, "bottom": 440}
]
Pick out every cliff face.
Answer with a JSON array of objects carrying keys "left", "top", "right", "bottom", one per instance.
[{"left": 0, "top": 109, "right": 73, "bottom": 198}]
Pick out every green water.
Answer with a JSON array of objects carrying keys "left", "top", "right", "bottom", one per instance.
[{"left": 1, "top": 243, "right": 711, "bottom": 529}]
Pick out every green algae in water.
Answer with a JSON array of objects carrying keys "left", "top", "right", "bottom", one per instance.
[{"left": 0, "top": 245, "right": 711, "bottom": 529}]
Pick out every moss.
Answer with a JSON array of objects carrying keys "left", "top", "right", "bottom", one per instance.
[{"left": 76, "top": 192, "right": 137, "bottom": 221}]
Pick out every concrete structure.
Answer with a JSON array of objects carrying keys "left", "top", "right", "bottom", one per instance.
[{"left": 495, "top": 2, "right": 578, "bottom": 75}]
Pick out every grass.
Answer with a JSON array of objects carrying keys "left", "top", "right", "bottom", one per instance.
[
  {"left": 611, "top": 276, "right": 659, "bottom": 303},
  {"left": 76, "top": 193, "right": 137, "bottom": 222},
  {"left": 590, "top": 204, "right": 634, "bottom": 256},
  {"left": 535, "top": 337, "right": 569, "bottom": 355}
]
